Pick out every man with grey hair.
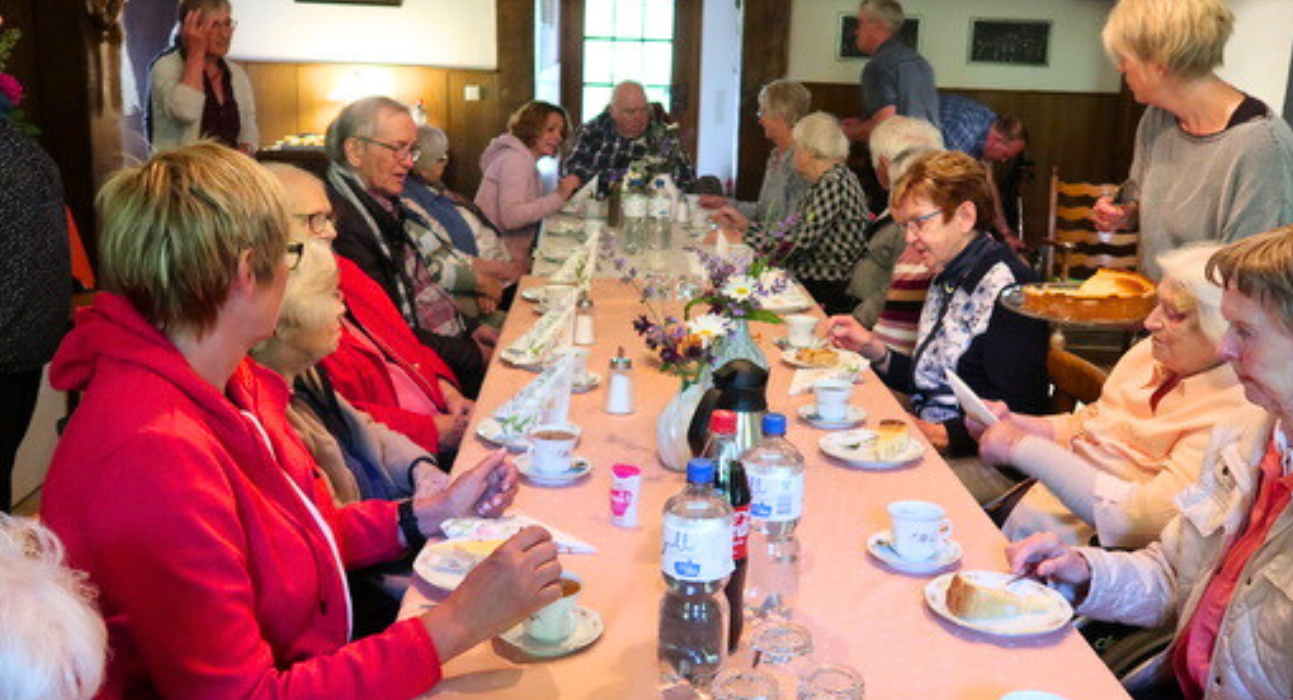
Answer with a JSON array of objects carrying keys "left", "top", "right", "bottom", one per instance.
[
  {"left": 325, "top": 96, "right": 497, "bottom": 392},
  {"left": 840, "top": 0, "right": 939, "bottom": 144},
  {"left": 846, "top": 115, "right": 942, "bottom": 329},
  {"left": 563, "top": 80, "right": 695, "bottom": 190}
]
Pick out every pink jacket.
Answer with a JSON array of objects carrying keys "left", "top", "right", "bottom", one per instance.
[
  {"left": 474, "top": 133, "right": 565, "bottom": 236},
  {"left": 41, "top": 292, "right": 441, "bottom": 699}
]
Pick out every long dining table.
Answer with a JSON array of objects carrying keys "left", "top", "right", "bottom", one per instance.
[{"left": 402, "top": 273, "right": 1132, "bottom": 700}]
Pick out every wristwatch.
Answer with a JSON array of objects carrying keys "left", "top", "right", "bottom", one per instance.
[{"left": 397, "top": 499, "right": 426, "bottom": 550}]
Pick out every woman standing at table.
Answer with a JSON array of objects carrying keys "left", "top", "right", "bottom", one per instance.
[
  {"left": 146, "top": 0, "right": 258, "bottom": 153},
  {"left": 39, "top": 143, "right": 560, "bottom": 698},
  {"left": 714, "top": 112, "right": 870, "bottom": 314},
  {"left": 1092, "top": 0, "right": 1293, "bottom": 280},
  {"left": 1010, "top": 228, "right": 1293, "bottom": 700},
  {"left": 476, "top": 100, "right": 582, "bottom": 264},
  {"left": 825, "top": 150, "right": 1049, "bottom": 457}
]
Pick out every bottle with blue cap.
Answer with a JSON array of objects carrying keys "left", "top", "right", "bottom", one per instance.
[
  {"left": 659, "top": 458, "right": 733, "bottom": 691},
  {"left": 741, "top": 412, "right": 805, "bottom": 620}
]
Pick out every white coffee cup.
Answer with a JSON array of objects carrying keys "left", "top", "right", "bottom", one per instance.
[
  {"left": 887, "top": 500, "right": 953, "bottom": 561},
  {"left": 528, "top": 423, "right": 580, "bottom": 474},
  {"left": 785, "top": 314, "right": 818, "bottom": 348},
  {"left": 525, "top": 574, "right": 582, "bottom": 643},
  {"left": 813, "top": 378, "right": 853, "bottom": 422}
]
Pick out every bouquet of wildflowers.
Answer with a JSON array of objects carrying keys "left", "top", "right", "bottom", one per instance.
[
  {"left": 0, "top": 24, "right": 35, "bottom": 135},
  {"left": 684, "top": 212, "right": 803, "bottom": 322}
]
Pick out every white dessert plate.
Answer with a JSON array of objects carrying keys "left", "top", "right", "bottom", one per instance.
[
  {"left": 498, "top": 605, "right": 604, "bottom": 658},
  {"left": 780, "top": 347, "right": 869, "bottom": 373},
  {"left": 818, "top": 429, "right": 925, "bottom": 470},
  {"left": 515, "top": 454, "right": 593, "bottom": 486},
  {"left": 475, "top": 417, "right": 531, "bottom": 452},
  {"left": 571, "top": 372, "right": 601, "bottom": 394},
  {"left": 946, "top": 370, "right": 998, "bottom": 427},
  {"left": 924, "top": 570, "right": 1073, "bottom": 637},
  {"left": 520, "top": 288, "right": 545, "bottom": 303},
  {"left": 499, "top": 349, "right": 547, "bottom": 371},
  {"left": 774, "top": 336, "right": 827, "bottom": 351},
  {"left": 867, "top": 530, "right": 962, "bottom": 575},
  {"left": 413, "top": 539, "right": 505, "bottom": 590},
  {"left": 797, "top": 404, "right": 867, "bottom": 429}
]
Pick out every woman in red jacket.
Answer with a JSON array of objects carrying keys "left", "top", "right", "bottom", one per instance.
[{"left": 40, "top": 143, "right": 561, "bottom": 699}]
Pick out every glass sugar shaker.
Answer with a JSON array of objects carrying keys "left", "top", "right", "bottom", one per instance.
[
  {"left": 575, "top": 294, "right": 596, "bottom": 345},
  {"left": 604, "top": 346, "right": 634, "bottom": 414}
]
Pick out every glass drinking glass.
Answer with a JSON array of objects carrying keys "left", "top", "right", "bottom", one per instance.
[
  {"left": 750, "top": 622, "right": 814, "bottom": 700},
  {"left": 712, "top": 669, "right": 780, "bottom": 700},
  {"left": 798, "top": 664, "right": 865, "bottom": 700}
]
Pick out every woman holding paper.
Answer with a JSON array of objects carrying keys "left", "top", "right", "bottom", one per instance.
[
  {"left": 476, "top": 100, "right": 581, "bottom": 263},
  {"left": 975, "top": 245, "right": 1266, "bottom": 548}
]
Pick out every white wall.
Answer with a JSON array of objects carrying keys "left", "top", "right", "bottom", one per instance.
[
  {"left": 1219, "top": 0, "right": 1293, "bottom": 112},
  {"left": 789, "top": 0, "right": 1121, "bottom": 93},
  {"left": 697, "top": 0, "right": 742, "bottom": 187},
  {"left": 229, "top": 0, "right": 497, "bottom": 69}
]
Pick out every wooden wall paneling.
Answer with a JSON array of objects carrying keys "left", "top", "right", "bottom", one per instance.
[
  {"left": 497, "top": 0, "right": 537, "bottom": 122},
  {"left": 445, "top": 71, "right": 501, "bottom": 196},
  {"left": 671, "top": 0, "right": 703, "bottom": 160},
  {"left": 558, "top": 0, "right": 584, "bottom": 121},
  {"left": 241, "top": 62, "right": 300, "bottom": 146},
  {"left": 735, "top": 0, "right": 791, "bottom": 201}
]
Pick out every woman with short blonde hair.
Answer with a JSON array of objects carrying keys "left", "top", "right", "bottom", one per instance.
[{"left": 1092, "top": 0, "right": 1293, "bottom": 279}]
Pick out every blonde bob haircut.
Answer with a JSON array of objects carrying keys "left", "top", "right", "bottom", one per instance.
[
  {"left": 890, "top": 150, "right": 994, "bottom": 233},
  {"left": 1207, "top": 225, "right": 1293, "bottom": 335},
  {"left": 792, "top": 112, "right": 850, "bottom": 163},
  {"left": 97, "top": 142, "right": 289, "bottom": 336},
  {"left": 758, "top": 80, "right": 812, "bottom": 127},
  {"left": 1156, "top": 244, "right": 1225, "bottom": 343},
  {"left": 1101, "top": 0, "right": 1234, "bottom": 80}
]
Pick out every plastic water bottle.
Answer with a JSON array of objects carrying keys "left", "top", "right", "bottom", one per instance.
[
  {"left": 741, "top": 413, "right": 804, "bottom": 620},
  {"left": 702, "top": 410, "right": 750, "bottom": 651},
  {"left": 659, "top": 458, "right": 733, "bottom": 691}
]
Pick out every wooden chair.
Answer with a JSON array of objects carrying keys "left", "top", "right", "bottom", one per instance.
[
  {"left": 1047, "top": 343, "right": 1109, "bottom": 413},
  {"left": 1040, "top": 167, "right": 1139, "bottom": 280}
]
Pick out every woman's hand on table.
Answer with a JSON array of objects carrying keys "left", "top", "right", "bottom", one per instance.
[
  {"left": 711, "top": 205, "right": 749, "bottom": 233},
  {"left": 913, "top": 417, "right": 950, "bottom": 453},
  {"left": 821, "top": 315, "right": 889, "bottom": 362},
  {"left": 413, "top": 448, "right": 519, "bottom": 534},
  {"left": 557, "top": 175, "right": 582, "bottom": 199},
  {"left": 423, "top": 526, "right": 563, "bottom": 660},
  {"left": 1006, "top": 532, "right": 1092, "bottom": 588}
]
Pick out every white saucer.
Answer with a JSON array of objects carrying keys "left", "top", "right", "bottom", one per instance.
[
  {"left": 797, "top": 404, "right": 867, "bottom": 429},
  {"left": 572, "top": 372, "right": 602, "bottom": 394},
  {"left": 818, "top": 429, "right": 927, "bottom": 470},
  {"left": 516, "top": 454, "right": 593, "bottom": 486},
  {"left": 475, "top": 418, "right": 531, "bottom": 452},
  {"left": 867, "top": 530, "right": 962, "bottom": 575},
  {"left": 499, "top": 605, "right": 604, "bottom": 657}
]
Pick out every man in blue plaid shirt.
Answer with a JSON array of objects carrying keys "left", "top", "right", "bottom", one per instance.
[
  {"left": 939, "top": 93, "right": 1027, "bottom": 164},
  {"left": 562, "top": 81, "right": 696, "bottom": 192}
]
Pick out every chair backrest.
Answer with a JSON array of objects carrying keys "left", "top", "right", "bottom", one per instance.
[
  {"left": 1047, "top": 344, "right": 1109, "bottom": 413},
  {"left": 1047, "top": 167, "right": 1139, "bottom": 279}
]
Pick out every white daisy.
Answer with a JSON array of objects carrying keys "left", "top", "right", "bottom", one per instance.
[
  {"left": 687, "top": 313, "right": 733, "bottom": 348},
  {"left": 722, "top": 274, "right": 757, "bottom": 301}
]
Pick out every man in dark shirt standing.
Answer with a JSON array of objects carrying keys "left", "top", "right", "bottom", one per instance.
[{"left": 841, "top": 0, "right": 939, "bottom": 144}]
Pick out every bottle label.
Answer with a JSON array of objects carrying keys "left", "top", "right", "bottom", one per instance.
[
  {"left": 731, "top": 505, "right": 751, "bottom": 560},
  {"left": 662, "top": 515, "right": 734, "bottom": 582},
  {"left": 748, "top": 471, "right": 804, "bottom": 522}
]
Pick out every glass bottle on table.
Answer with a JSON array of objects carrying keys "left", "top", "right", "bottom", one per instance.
[{"left": 742, "top": 413, "right": 804, "bottom": 621}]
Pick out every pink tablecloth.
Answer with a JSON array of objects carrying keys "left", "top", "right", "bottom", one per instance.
[{"left": 406, "top": 277, "right": 1131, "bottom": 700}]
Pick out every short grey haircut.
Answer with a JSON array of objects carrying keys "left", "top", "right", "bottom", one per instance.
[
  {"left": 758, "top": 80, "right": 812, "bottom": 126},
  {"left": 1158, "top": 244, "right": 1226, "bottom": 342},
  {"left": 325, "top": 96, "right": 410, "bottom": 166},
  {"left": 858, "top": 0, "right": 905, "bottom": 33},
  {"left": 869, "top": 115, "right": 944, "bottom": 172},
  {"left": 0, "top": 515, "right": 106, "bottom": 700},
  {"left": 413, "top": 125, "right": 450, "bottom": 175},
  {"left": 792, "top": 112, "right": 850, "bottom": 163}
]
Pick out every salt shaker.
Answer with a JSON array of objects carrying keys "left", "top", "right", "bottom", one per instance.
[
  {"left": 604, "top": 347, "right": 634, "bottom": 414},
  {"left": 575, "top": 295, "right": 596, "bottom": 345}
]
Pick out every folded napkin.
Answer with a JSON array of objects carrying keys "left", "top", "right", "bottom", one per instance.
[
  {"left": 491, "top": 345, "right": 580, "bottom": 437},
  {"left": 440, "top": 512, "right": 597, "bottom": 554},
  {"left": 714, "top": 229, "right": 731, "bottom": 258},
  {"left": 502, "top": 301, "right": 576, "bottom": 367},
  {"left": 548, "top": 230, "right": 600, "bottom": 290}
]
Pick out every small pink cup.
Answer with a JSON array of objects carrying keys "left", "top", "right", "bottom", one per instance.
[{"left": 610, "top": 463, "right": 642, "bottom": 528}]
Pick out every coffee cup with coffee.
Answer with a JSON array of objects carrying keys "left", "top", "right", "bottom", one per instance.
[
  {"left": 528, "top": 423, "right": 580, "bottom": 474},
  {"left": 784, "top": 314, "right": 818, "bottom": 349},
  {"left": 812, "top": 378, "right": 853, "bottom": 422},
  {"left": 887, "top": 500, "right": 953, "bottom": 561},
  {"left": 525, "top": 574, "right": 582, "bottom": 644}
]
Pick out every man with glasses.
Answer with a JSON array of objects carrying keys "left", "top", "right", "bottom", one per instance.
[
  {"left": 324, "top": 96, "right": 498, "bottom": 396},
  {"left": 146, "top": 0, "right": 258, "bottom": 153},
  {"left": 563, "top": 80, "right": 696, "bottom": 191}
]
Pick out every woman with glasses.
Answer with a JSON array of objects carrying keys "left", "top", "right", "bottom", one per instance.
[
  {"left": 824, "top": 150, "right": 1049, "bottom": 457},
  {"left": 475, "top": 101, "right": 581, "bottom": 265},
  {"left": 146, "top": 0, "right": 257, "bottom": 153},
  {"left": 40, "top": 143, "right": 560, "bottom": 697}
]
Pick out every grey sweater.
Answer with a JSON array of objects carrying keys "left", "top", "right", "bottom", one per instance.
[{"left": 1130, "top": 105, "right": 1293, "bottom": 279}]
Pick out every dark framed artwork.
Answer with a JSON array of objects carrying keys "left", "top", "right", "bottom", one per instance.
[
  {"left": 295, "top": 0, "right": 403, "bottom": 6},
  {"left": 969, "top": 19, "right": 1051, "bottom": 66},
  {"left": 837, "top": 14, "right": 920, "bottom": 60}
]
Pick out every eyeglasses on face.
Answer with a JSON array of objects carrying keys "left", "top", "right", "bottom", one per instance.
[
  {"left": 293, "top": 212, "right": 337, "bottom": 236},
  {"left": 211, "top": 19, "right": 237, "bottom": 31},
  {"left": 354, "top": 135, "right": 421, "bottom": 163},
  {"left": 896, "top": 209, "right": 942, "bottom": 234},
  {"left": 285, "top": 242, "right": 305, "bottom": 271}
]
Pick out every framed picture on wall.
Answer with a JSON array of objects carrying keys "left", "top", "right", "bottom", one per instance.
[
  {"left": 969, "top": 19, "right": 1051, "bottom": 66},
  {"left": 295, "top": 0, "right": 403, "bottom": 6},
  {"left": 837, "top": 14, "right": 920, "bottom": 60}
]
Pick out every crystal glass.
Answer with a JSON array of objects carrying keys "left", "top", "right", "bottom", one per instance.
[
  {"left": 798, "top": 664, "right": 864, "bottom": 700},
  {"left": 750, "top": 622, "right": 813, "bottom": 700},
  {"left": 712, "top": 669, "right": 780, "bottom": 700}
]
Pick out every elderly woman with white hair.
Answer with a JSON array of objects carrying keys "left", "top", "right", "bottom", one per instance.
[
  {"left": 0, "top": 514, "right": 105, "bottom": 700},
  {"left": 977, "top": 245, "right": 1267, "bottom": 549},
  {"left": 1091, "top": 0, "right": 1293, "bottom": 279},
  {"left": 715, "top": 111, "right": 870, "bottom": 312}
]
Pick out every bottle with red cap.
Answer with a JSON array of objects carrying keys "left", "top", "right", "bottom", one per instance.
[{"left": 702, "top": 409, "right": 751, "bottom": 652}]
